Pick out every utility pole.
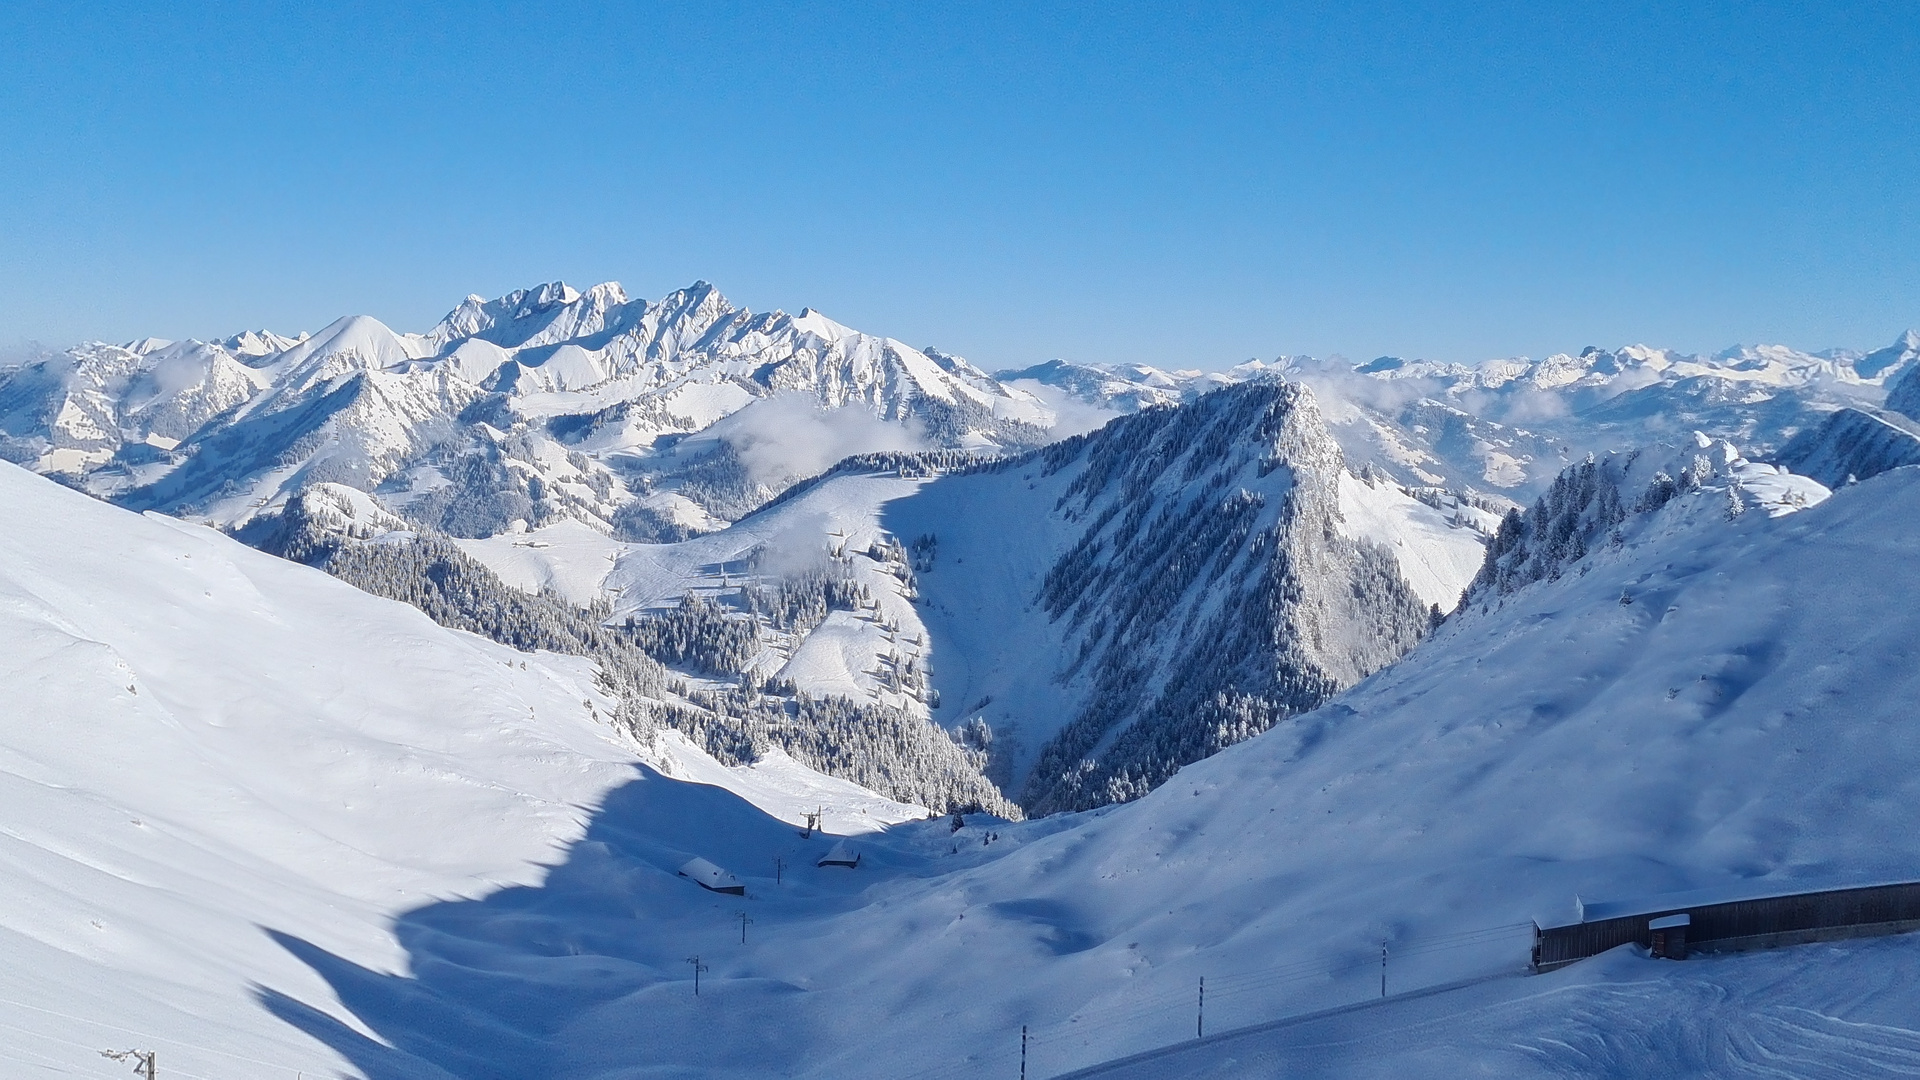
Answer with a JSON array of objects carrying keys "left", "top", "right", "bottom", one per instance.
[
  {"left": 100, "top": 1049, "right": 155, "bottom": 1078},
  {"left": 736, "top": 910, "right": 753, "bottom": 944},
  {"left": 1381, "top": 941, "right": 1388, "bottom": 998},
  {"left": 773, "top": 856, "right": 785, "bottom": 884},
  {"left": 1020, "top": 1025, "right": 1027, "bottom": 1080},
  {"left": 686, "top": 955, "right": 708, "bottom": 995},
  {"left": 1197, "top": 976, "right": 1205, "bottom": 1039}
]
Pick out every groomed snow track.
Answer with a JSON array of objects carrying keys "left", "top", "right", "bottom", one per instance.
[{"left": 1050, "top": 972, "right": 1520, "bottom": 1080}]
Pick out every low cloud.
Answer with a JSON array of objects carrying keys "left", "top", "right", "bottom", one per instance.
[
  {"left": 748, "top": 510, "right": 839, "bottom": 578},
  {"left": 705, "top": 393, "right": 929, "bottom": 488},
  {"left": 1006, "top": 380, "right": 1125, "bottom": 440}
]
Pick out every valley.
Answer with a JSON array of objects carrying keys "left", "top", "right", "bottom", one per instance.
[{"left": 3, "top": 282, "right": 1920, "bottom": 1077}]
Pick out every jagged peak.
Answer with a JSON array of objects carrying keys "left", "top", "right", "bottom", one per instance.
[{"left": 789, "top": 307, "right": 857, "bottom": 342}]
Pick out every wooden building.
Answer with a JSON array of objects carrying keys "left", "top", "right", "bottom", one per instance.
[
  {"left": 678, "top": 856, "right": 746, "bottom": 895},
  {"left": 1534, "top": 879, "right": 1920, "bottom": 972}
]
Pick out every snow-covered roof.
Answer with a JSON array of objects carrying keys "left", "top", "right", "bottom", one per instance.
[
  {"left": 817, "top": 840, "right": 860, "bottom": 868},
  {"left": 1543, "top": 875, "right": 1920, "bottom": 930},
  {"left": 679, "top": 856, "right": 745, "bottom": 893}
]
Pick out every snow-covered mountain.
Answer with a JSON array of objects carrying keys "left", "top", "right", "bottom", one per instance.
[
  {"left": 0, "top": 281, "right": 1054, "bottom": 540},
  {"left": 420, "top": 376, "right": 1474, "bottom": 807},
  {"left": 265, "top": 443, "right": 1920, "bottom": 1080},
  {"left": 38, "top": 283, "right": 1897, "bottom": 822},
  {"left": 10, "top": 390, "right": 1920, "bottom": 1079},
  {"left": 8, "top": 286, "right": 1895, "bottom": 822},
  {"left": 1775, "top": 356, "right": 1920, "bottom": 488},
  {"left": 888, "top": 380, "right": 1463, "bottom": 812},
  {"left": 1004, "top": 331, "right": 1920, "bottom": 507}
]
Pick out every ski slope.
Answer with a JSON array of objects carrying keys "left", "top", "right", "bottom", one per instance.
[
  {"left": 1069, "top": 941, "right": 1920, "bottom": 1079},
  {"left": 0, "top": 462, "right": 922, "bottom": 1079}
]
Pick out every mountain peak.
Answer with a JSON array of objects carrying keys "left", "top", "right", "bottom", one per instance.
[
  {"left": 1854, "top": 329, "right": 1920, "bottom": 379},
  {"left": 516, "top": 281, "right": 579, "bottom": 318}
]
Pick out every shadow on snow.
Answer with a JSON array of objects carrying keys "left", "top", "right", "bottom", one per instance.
[{"left": 256, "top": 764, "right": 945, "bottom": 1080}]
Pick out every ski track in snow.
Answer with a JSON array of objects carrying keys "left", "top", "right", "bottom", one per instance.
[{"left": 1073, "top": 945, "right": 1920, "bottom": 1079}]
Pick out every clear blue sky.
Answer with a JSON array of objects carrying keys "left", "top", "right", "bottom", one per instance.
[{"left": 1, "top": 1, "right": 1915, "bottom": 368}]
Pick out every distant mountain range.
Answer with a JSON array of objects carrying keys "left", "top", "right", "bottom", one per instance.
[
  {"left": 4, "top": 280, "right": 1916, "bottom": 816},
  {"left": 0, "top": 281, "right": 1051, "bottom": 542},
  {"left": 1003, "top": 329, "right": 1920, "bottom": 504}
]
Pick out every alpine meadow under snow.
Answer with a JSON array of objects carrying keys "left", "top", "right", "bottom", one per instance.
[{"left": 4, "top": 280, "right": 1920, "bottom": 1077}]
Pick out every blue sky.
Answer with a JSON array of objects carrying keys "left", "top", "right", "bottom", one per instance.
[{"left": 0, "top": 1, "right": 1914, "bottom": 368}]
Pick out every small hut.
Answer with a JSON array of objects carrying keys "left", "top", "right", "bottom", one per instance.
[
  {"left": 1648, "top": 913, "right": 1689, "bottom": 960},
  {"left": 817, "top": 840, "right": 861, "bottom": 868},
  {"left": 679, "top": 856, "right": 745, "bottom": 895}
]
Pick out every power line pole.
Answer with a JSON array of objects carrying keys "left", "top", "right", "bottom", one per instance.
[
  {"left": 100, "top": 1049, "right": 155, "bottom": 1079},
  {"left": 686, "top": 955, "right": 708, "bottom": 995},
  {"left": 735, "top": 910, "right": 753, "bottom": 944},
  {"left": 1381, "top": 941, "right": 1388, "bottom": 998},
  {"left": 773, "top": 856, "right": 785, "bottom": 884},
  {"left": 1197, "top": 976, "right": 1205, "bottom": 1039},
  {"left": 1020, "top": 1025, "right": 1027, "bottom": 1080}
]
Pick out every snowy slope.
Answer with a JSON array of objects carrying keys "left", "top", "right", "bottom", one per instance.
[
  {"left": 891, "top": 381, "right": 1444, "bottom": 812},
  {"left": 2, "top": 401, "right": 1910, "bottom": 1080},
  {"left": 1777, "top": 406, "right": 1920, "bottom": 489},
  {"left": 1332, "top": 468, "right": 1488, "bottom": 610},
  {"left": 222, "top": 455, "right": 1920, "bottom": 1080},
  {"left": 1071, "top": 940, "right": 1920, "bottom": 1079},
  {"left": 0, "top": 461, "right": 928, "bottom": 1079},
  {"left": 603, "top": 469, "right": 933, "bottom": 709},
  {"left": 486, "top": 380, "right": 1477, "bottom": 815}
]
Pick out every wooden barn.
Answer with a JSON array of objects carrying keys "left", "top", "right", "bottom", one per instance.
[{"left": 1533, "top": 878, "right": 1920, "bottom": 972}]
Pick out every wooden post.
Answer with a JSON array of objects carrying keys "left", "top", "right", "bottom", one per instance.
[
  {"left": 1020, "top": 1025, "right": 1027, "bottom": 1080},
  {"left": 1197, "top": 976, "right": 1205, "bottom": 1038}
]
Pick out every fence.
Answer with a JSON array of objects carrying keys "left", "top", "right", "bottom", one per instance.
[{"left": 900, "top": 920, "right": 1537, "bottom": 1080}]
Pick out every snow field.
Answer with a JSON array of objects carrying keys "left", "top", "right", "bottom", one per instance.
[
  {"left": 0, "top": 463, "right": 926, "bottom": 1079},
  {"left": 256, "top": 450, "right": 1897, "bottom": 1079}
]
